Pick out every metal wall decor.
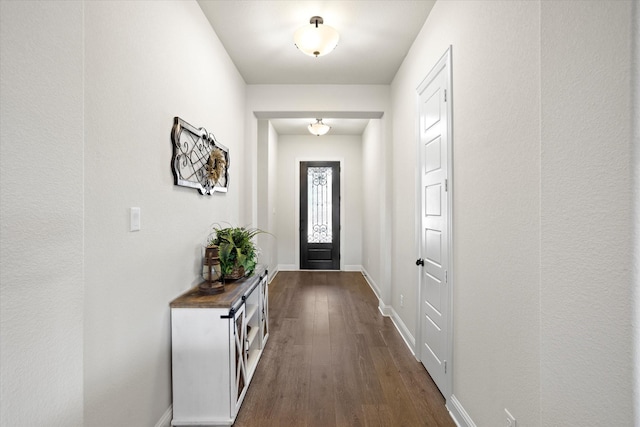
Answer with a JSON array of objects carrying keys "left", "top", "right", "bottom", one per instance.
[{"left": 171, "top": 117, "right": 229, "bottom": 195}]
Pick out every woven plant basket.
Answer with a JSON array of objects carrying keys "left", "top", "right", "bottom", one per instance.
[{"left": 224, "top": 265, "right": 245, "bottom": 280}]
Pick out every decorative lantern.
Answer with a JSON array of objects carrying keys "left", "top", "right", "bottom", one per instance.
[{"left": 199, "top": 245, "right": 224, "bottom": 294}]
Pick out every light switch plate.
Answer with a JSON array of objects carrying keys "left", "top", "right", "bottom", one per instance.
[{"left": 130, "top": 207, "right": 141, "bottom": 231}]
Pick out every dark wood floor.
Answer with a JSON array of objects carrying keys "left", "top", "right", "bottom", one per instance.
[{"left": 234, "top": 271, "right": 456, "bottom": 427}]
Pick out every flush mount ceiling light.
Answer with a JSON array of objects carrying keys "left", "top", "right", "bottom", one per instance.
[
  {"left": 294, "top": 16, "right": 339, "bottom": 57},
  {"left": 308, "top": 119, "right": 331, "bottom": 136}
]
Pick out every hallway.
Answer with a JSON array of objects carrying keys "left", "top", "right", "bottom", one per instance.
[
  {"left": 1, "top": 2, "right": 635, "bottom": 426},
  {"left": 234, "top": 271, "right": 455, "bottom": 427}
]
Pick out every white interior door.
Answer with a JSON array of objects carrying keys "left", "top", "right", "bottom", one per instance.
[{"left": 416, "top": 48, "right": 452, "bottom": 399}]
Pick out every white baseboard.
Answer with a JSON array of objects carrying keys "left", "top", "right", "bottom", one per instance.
[
  {"left": 361, "top": 267, "right": 382, "bottom": 299},
  {"left": 361, "top": 269, "right": 391, "bottom": 317},
  {"left": 446, "top": 395, "right": 476, "bottom": 427},
  {"left": 267, "top": 265, "right": 278, "bottom": 283},
  {"left": 377, "top": 300, "right": 392, "bottom": 317},
  {"left": 360, "top": 268, "right": 416, "bottom": 356},
  {"left": 155, "top": 405, "right": 172, "bottom": 427},
  {"left": 389, "top": 307, "right": 416, "bottom": 356},
  {"left": 276, "top": 265, "right": 363, "bottom": 272}
]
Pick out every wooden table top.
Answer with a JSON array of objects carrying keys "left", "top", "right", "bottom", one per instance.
[{"left": 170, "top": 265, "right": 266, "bottom": 309}]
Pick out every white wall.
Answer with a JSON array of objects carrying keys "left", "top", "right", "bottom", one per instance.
[
  {"left": 267, "top": 123, "right": 279, "bottom": 272},
  {"left": 275, "top": 134, "right": 363, "bottom": 270},
  {"left": 83, "top": 2, "right": 246, "bottom": 425},
  {"left": 0, "top": 1, "right": 84, "bottom": 425},
  {"left": 1, "top": 1, "right": 249, "bottom": 424},
  {"left": 540, "top": 2, "right": 633, "bottom": 425},
  {"left": 256, "top": 120, "right": 279, "bottom": 276},
  {"left": 361, "top": 119, "right": 385, "bottom": 295},
  {"left": 247, "top": 85, "right": 390, "bottom": 113},
  {"left": 391, "top": 1, "right": 634, "bottom": 426},
  {"left": 634, "top": 1, "right": 640, "bottom": 424}
]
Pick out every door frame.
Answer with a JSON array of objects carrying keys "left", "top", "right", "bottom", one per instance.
[
  {"left": 415, "top": 46, "right": 454, "bottom": 399},
  {"left": 295, "top": 157, "right": 344, "bottom": 270}
]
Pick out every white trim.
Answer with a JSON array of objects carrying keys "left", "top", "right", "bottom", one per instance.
[
  {"left": 633, "top": 4, "right": 640, "bottom": 425},
  {"left": 171, "top": 420, "right": 232, "bottom": 426},
  {"left": 361, "top": 271, "right": 415, "bottom": 356},
  {"left": 255, "top": 111, "right": 384, "bottom": 119},
  {"left": 276, "top": 266, "right": 361, "bottom": 273},
  {"left": 446, "top": 395, "right": 476, "bottom": 427},
  {"left": 389, "top": 307, "right": 416, "bottom": 356},
  {"left": 267, "top": 266, "right": 279, "bottom": 283},
  {"left": 155, "top": 405, "right": 172, "bottom": 427},
  {"left": 377, "top": 301, "right": 392, "bottom": 317},
  {"left": 361, "top": 267, "right": 382, "bottom": 299},
  {"left": 361, "top": 267, "right": 392, "bottom": 317}
]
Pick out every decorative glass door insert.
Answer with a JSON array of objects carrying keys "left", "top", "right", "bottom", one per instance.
[{"left": 307, "top": 167, "right": 333, "bottom": 244}]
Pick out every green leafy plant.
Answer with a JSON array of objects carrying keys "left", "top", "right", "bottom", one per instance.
[{"left": 208, "top": 224, "right": 265, "bottom": 277}]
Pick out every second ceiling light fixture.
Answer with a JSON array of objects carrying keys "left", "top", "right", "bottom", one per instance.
[{"left": 308, "top": 119, "right": 331, "bottom": 136}]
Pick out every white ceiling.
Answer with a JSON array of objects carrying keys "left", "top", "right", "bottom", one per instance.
[{"left": 197, "top": 0, "right": 436, "bottom": 135}]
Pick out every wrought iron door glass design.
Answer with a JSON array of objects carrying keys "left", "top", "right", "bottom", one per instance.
[
  {"left": 171, "top": 117, "right": 229, "bottom": 195},
  {"left": 307, "top": 167, "right": 333, "bottom": 243}
]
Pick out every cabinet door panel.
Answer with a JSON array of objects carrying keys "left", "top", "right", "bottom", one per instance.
[
  {"left": 171, "top": 308, "right": 231, "bottom": 422},
  {"left": 231, "top": 304, "right": 247, "bottom": 416}
]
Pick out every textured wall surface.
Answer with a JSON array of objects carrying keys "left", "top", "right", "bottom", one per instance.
[
  {"left": 540, "top": 2, "right": 633, "bottom": 425},
  {"left": 83, "top": 2, "right": 246, "bottom": 426},
  {"left": 634, "top": 1, "right": 640, "bottom": 424},
  {"left": 0, "top": 1, "right": 84, "bottom": 425}
]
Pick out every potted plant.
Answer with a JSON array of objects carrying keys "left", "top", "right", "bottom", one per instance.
[{"left": 208, "top": 224, "right": 265, "bottom": 279}]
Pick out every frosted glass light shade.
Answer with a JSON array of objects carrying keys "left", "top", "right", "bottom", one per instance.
[
  {"left": 308, "top": 119, "right": 331, "bottom": 136},
  {"left": 294, "top": 16, "right": 339, "bottom": 57}
]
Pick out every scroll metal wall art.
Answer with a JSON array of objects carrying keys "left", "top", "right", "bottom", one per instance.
[{"left": 171, "top": 117, "right": 229, "bottom": 195}]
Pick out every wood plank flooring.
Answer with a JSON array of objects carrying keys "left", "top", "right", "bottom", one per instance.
[{"left": 233, "top": 271, "right": 456, "bottom": 427}]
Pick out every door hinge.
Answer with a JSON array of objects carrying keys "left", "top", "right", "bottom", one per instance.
[
  {"left": 445, "top": 270, "right": 448, "bottom": 283},
  {"left": 444, "top": 360, "right": 447, "bottom": 374},
  {"left": 444, "top": 89, "right": 447, "bottom": 102},
  {"left": 444, "top": 179, "right": 448, "bottom": 192}
]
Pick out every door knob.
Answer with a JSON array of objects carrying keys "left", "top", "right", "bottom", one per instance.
[{"left": 416, "top": 258, "right": 424, "bottom": 266}]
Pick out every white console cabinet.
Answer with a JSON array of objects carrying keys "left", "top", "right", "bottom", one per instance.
[{"left": 170, "top": 266, "right": 268, "bottom": 426}]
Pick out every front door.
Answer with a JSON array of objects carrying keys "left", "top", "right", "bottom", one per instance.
[
  {"left": 416, "top": 48, "right": 452, "bottom": 398},
  {"left": 299, "top": 161, "right": 340, "bottom": 270}
]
